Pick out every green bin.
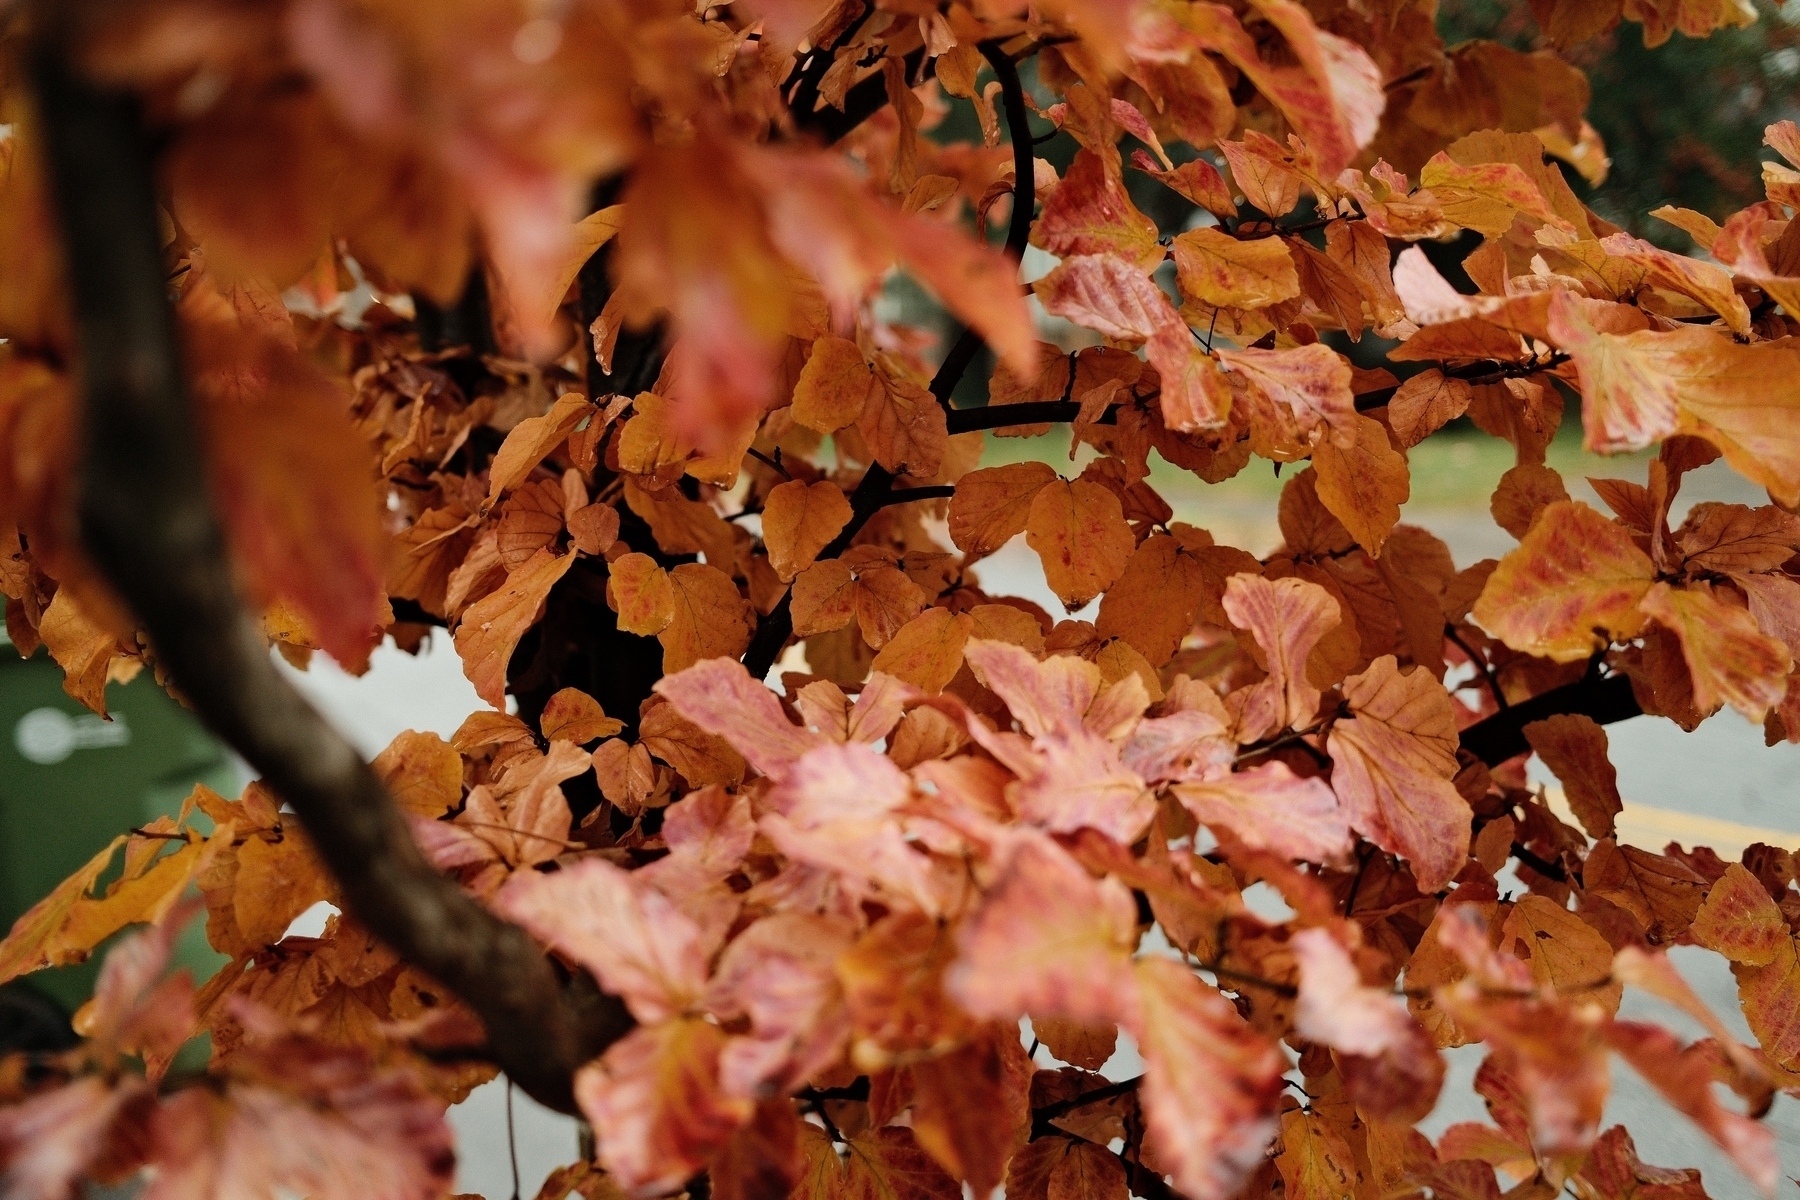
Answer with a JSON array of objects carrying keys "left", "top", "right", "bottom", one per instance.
[{"left": 0, "top": 638, "right": 239, "bottom": 1015}]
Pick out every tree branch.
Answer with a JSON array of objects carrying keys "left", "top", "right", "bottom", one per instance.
[
  {"left": 29, "top": 22, "right": 630, "bottom": 1116},
  {"left": 1456, "top": 672, "right": 1640, "bottom": 767}
]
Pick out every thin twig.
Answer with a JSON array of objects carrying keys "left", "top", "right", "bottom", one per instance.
[{"left": 1445, "top": 623, "right": 1508, "bottom": 711}]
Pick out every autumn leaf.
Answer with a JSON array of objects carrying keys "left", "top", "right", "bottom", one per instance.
[
  {"left": 949, "top": 463, "right": 1057, "bottom": 556},
  {"left": 497, "top": 857, "right": 711, "bottom": 1022},
  {"left": 1220, "top": 573, "right": 1341, "bottom": 741},
  {"left": 792, "top": 337, "right": 875, "bottom": 434},
  {"left": 1025, "top": 480, "right": 1137, "bottom": 611},
  {"left": 763, "top": 480, "right": 852, "bottom": 581},
  {"left": 456, "top": 548, "right": 577, "bottom": 709},
  {"left": 372, "top": 730, "right": 464, "bottom": 819},
  {"left": 1311, "top": 413, "right": 1410, "bottom": 557},
  {"left": 1034, "top": 254, "right": 1177, "bottom": 342},
  {"left": 1170, "top": 229, "right": 1300, "bottom": 310},
  {"left": 1523, "top": 714, "right": 1621, "bottom": 839},
  {"left": 1215, "top": 343, "right": 1356, "bottom": 458},
  {"left": 540, "top": 688, "right": 626, "bottom": 744},
  {"left": 947, "top": 835, "right": 1141, "bottom": 1028},
  {"left": 1130, "top": 956, "right": 1285, "bottom": 1200},
  {"left": 1328, "top": 655, "right": 1471, "bottom": 893},
  {"left": 1471, "top": 501, "right": 1652, "bottom": 663},
  {"left": 1638, "top": 582, "right": 1791, "bottom": 720},
  {"left": 1291, "top": 928, "right": 1444, "bottom": 1121},
  {"left": 1172, "top": 763, "right": 1352, "bottom": 867},
  {"left": 575, "top": 1019, "right": 752, "bottom": 1195}
]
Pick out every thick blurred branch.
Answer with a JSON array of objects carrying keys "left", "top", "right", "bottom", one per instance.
[{"left": 29, "top": 19, "right": 629, "bottom": 1114}]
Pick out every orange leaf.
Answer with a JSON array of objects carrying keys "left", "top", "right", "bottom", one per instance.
[
  {"left": 455, "top": 548, "right": 577, "bottom": 709},
  {"left": 1034, "top": 254, "right": 1177, "bottom": 343},
  {"left": 1688, "top": 863, "right": 1788, "bottom": 967},
  {"left": 1025, "top": 479, "right": 1136, "bottom": 611},
  {"left": 1171, "top": 229, "right": 1300, "bottom": 309},
  {"left": 659, "top": 564, "right": 756, "bottom": 674},
  {"left": 948, "top": 463, "right": 1058, "bottom": 556},
  {"left": 540, "top": 687, "right": 625, "bottom": 744},
  {"left": 1523, "top": 714, "right": 1621, "bottom": 839},
  {"left": 1639, "top": 582, "right": 1791, "bottom": 720},
  {"left": 608, "top": 552, "right": 676, "bottom": 637},
  {"left": 1471, "top": 501, "right": 1653, "bottom": 663},
  {"left": 1172, "top": 763, "right": 1353, "bottom": 867},
  {"left": 763, "top": 480, "right": 853, "bottom": 582},
  {"left": 1215, "top": 344, "right": 1355, "bottom": 459},
  {"left": 372, "top": 730, "right": 463, "bottom": 819},
  {"left": 485, "top": 393, "right": 595, "bottom": 506},
  {"left": 1311, "top": 413, "right": 1409, "bottom": 556},
  {"left": 792, "top": 337, "right": 875, "bottom": 434}
]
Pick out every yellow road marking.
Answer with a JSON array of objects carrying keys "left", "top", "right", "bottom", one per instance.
[{"left": 1541, "top": 785, "right": 1800, "bottom": 857}]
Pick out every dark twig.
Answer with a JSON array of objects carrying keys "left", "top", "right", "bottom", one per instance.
[
  {"left": 880, "top": 485, "right": 956, "bottom": 507},
  {"left": 29, "top": 19, "right": 630, "bottom": 1115},
  {"left": 1445, "top": 623, "right": 1507, "bottom": 711}
]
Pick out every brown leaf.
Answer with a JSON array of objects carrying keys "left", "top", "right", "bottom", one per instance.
[
  {"left": 1523, "top": 714, "right": 1621, "bottom": 839},
  {"left": 1170, "top": 229, "right": 1300, "bottom": 310}
]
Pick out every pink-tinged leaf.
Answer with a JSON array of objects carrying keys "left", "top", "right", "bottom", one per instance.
[
  {"left": 146, "top": 1046, "right": 456, "bottom": 1200},
  {"left": 1182, "top": 0, "right": 1383, "bottom": 175},
  {"left": 1548, "top": 290, "right": 1683, "bottom": 454},
  {"left": 1221, "top": 573, "right": 1341, "bottom": 741},
  {"left": 1130, "top": 956, "right": 1286, "bottom": 1200},
  {"left": 1214, "top": 343, "right": 1356, "bottom": 454},
  {"left": 1577, "top": 1126, "right": 1708, "bottom": 1200},
  {"left": 1604, "top": 1020, "right": 1777, "bottom": 1195},
  {"left": 1433, "top": 914, "right": 1610, "bottom": 1160},
  {"left": 1291, "top": 928, "right": 1444, "bottom": 1122},
  {"left": 1034, "top": 253, "right": 1177, "bottom": 342},
  {"left": 761, "top": 742, "right": 944, "bottom": 916},
  {"left": 947, "top": 834, "right": 1141, "bottom": 1027},
  {"left": 575, "top": 1019, "right": 753, "bottom": 1197},
  {"left": 1611, "top": 946, "right": 1771, "bottom": 1089},
  {"left": 708, "top": 913, "right": 856, "bottom": 1098},
  {"left": 1121, "top": 708, "right": 1235, "bottom": 785},
  {"left": 964, "top": 639, "right": 1100, "bottom": 740},
  {"left": 1147, "top": 323, "right": 1234, "bottom": 434},
  {"left": 495, "top": 857, "right": 709, "bottom": 1022},
  {"left": 1688, "top": 863, "right": 1788, "bottom": 966},
  {"left": 1392, "top": 246, "right": 1478, "bottom": 326},
  {"left": 1011, "top": 729, "right": 1157, "bottom": 845},
  {"left": 1172, "top": 762, "right": 1353, "bottom": 867},
  {"left": 1328, "top": 655, "right": 1471, "bottom": 893},
  {"left": 0, "top": 1076, "right": 147, "bottom": 1200},
  {"left": 655, "top": 658, "right": 825, "bottom": 780}
]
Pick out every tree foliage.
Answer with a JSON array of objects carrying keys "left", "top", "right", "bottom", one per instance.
[{"left": 0, "top": 0, "right": 1797, "bottom": 1198}]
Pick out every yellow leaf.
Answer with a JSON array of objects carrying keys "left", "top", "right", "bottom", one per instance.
[
  {"left": 870, "top": 607, "right": 971, "bottom": 694},
  {"left": 1171, "top": 228, "right": 1300, "bottom": 310},
  {"left": 608, "top": 552, "right": 676, "bottom": 637},
  {"left": 1472, "top": 501, "right": 1653, "bottom": 663}
]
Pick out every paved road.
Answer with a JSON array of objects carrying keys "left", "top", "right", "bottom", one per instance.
[{"left": 273, "top": 447, "right": 1800, "bottom": 1198}]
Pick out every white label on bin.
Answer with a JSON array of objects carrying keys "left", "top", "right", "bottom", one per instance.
[{"left": 13, "top": 707, "right": 131, "bottom": 765}]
